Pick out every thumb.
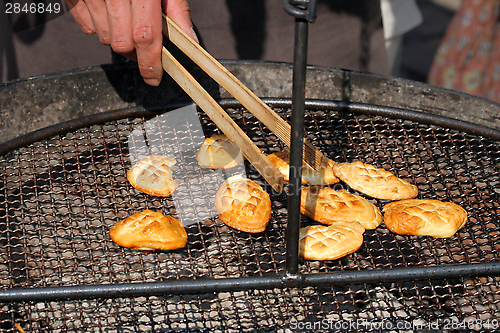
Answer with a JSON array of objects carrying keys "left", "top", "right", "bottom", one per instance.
[{"left": 163, "top": 0, "right": 199, "bottom": 43}]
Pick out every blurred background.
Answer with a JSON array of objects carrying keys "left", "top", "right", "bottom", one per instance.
[
  {"left": 0, "top": 0, "right": 462, "bottom": 91},
  {"left": 398, "top": 0, "right": 461, "bottom": 82}
]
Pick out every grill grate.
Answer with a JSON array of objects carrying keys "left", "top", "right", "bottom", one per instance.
[
  {"left": 1, "top": 102, "right": 500, "bottom": 331},
  {"left": 2, "top": 279, "right": 500, "bottom": 331}
]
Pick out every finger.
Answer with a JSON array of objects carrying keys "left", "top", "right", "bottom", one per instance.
[
  {"left": 163, "top": 0, "right": 198, "bottom": 43},
  {"left": 106, "top": 0, "right": 134, "bottom": 55},
  {"left": 64, "top": 0, "right": 96, "bottom": 34},
  {"left": 83, "top": 0, "right": 111, "bottom": 45},
  {"left": 131, "top": 0, "right": 163, "bottom": 86}
]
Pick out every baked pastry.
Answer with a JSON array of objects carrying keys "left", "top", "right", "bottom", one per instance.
[
  {"left": 267, "top": 150, "right": 339, "bottom": 185},
  {"left": 109, "top": 209, "right": 187, "bottom": 250},
  {"left": 333, "top": 161, "right": 418, "bottom": 200},
  {"left": 383, "top": 199, "right": 467, "bottom": 238},
  {"left": 127, "top": 155, "right": 178, "bottom": 197},
  {"left": 214, "top": 175, "right": 271, "bottom": 233},
  {"left": 300, "top": 186, "right": 382, "bottom": 229},
  {"left": 196, "top": 134, "right": 242, "bottom": 169},
  {"left": 299, "top": 222, "right": 365, "bottom": 260}
]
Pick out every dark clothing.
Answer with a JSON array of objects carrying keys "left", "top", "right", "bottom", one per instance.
[{"left": 1, "top": 0, "right": 389, "bottom": 83}]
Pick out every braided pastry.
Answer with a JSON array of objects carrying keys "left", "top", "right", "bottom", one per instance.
[
  {"left": 109, "top": 209, "right": 187, "bottom": 250},
  {"left": 267, "top": 150, "right": 339, "bottom": 185},
  {"left": 127, "top": 155, "right": 178, "bottom": 197},
  {"left": 299, "top": 222, "right": 365, "bottom": 260},
  {"left": 333, "top": 161, "right": 418, "bottom": 200},
  {"left": 214, "top": 175, "right": 271, "bottom": 233},
  {"left": 196, "top": 134, "right": 242, "bottom": 169},
  {"left": 300, "top": 186, "right": 382, "bottom": 229},
  {"left": 383, "top": 199, "right": 467, "bottom": 238}
]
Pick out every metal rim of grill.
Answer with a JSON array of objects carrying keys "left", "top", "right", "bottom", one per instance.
[{"left": 1, "top": 98, "right": 500, "bottom": 332}]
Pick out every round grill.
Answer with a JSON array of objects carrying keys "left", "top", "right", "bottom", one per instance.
[{"left": 1, "top": 100, "right": 500, "bottom": 331}]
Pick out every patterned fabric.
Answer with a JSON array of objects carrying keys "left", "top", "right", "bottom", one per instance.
[{"left": 428, "top": 0, "right": 500, "bottom": 102}]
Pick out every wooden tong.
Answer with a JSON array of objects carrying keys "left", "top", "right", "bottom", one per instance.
[{"left": 161, "top": 15, "right": 325, "bottom": 192}]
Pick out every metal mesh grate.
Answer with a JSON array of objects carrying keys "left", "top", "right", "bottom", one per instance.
[
  {"left": 2, "top": 278, "right": 500, "bottom": 332},
  {"left": 1, "top": 103, "right": 500, "bottom": 331}
]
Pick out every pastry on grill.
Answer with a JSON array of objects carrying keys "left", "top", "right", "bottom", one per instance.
[
  {"left": 267, "top": 150, "right": 339, "bottom": 185},
  {"left": 196, "top": 134, "right": 242, "bottom": 169},
  {"left": 332, "top": 161, "right": 418, "bottom": 200},
  {"left": 383, "top": 199, "right": 467, "bottom": 238},
  {"left": 109, "top": 209, "right": 187, "bottom": 250},
  {"left": 300, "top": 186, "right": 382, "bottom": 229},
  {"left": 127, "top": 155, "right": 178, "bottom": 197},
  {"left": 299, "top": 222, "right": 365, "bottom": 260},
  {"left": 214, "top": 175, "right": 271, "bottom": 233}
]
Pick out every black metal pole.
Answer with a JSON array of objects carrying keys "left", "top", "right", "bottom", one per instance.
[
  {"left": 285, "top": 17, "right": 309, "bottom": 278},
  {"left": 2, "top": 262, "right": 500, "bottom": 302}
]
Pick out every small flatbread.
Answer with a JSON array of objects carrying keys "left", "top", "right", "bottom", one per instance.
[
  {"left": 196, "top": 134, "right": 242, "bottom": 169},
  {"left": 299, "top": 222, "right": 365, "bottom": 260},
  {"left": 127, "top": 155, "right": 178, "bottom": 197},
  {"left": 214, "top": 175, "right": 271, "bottom": 233},
  {"left": 333, "top": 161, "right": 418, "bottom": 200},
  {"left": 300, "top": 186, "right": 382, "bottom": 230},
  {"left": 109, "top": 209, "right": 187, "bottom": 250},
  {"left": 383, "top": 199, "right": 467, "bottom": 238},
  {"left": 267, "top": 150, "right": 339, "bottom": 185}
]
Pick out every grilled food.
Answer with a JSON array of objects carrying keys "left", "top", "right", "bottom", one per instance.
[
  {"left": 267, "top": 150, "right": 339, "bottom": 185},
  {"left": 127, "top": 155, "right": 178, "bottom": 197},
  {"left": 196, "top": 134, "right": 242, "bottom": 169},
  {"left": 299, "top": 222, "right": 365, "bottom": 260},
  {"left": 109, "top": 209, "right": 187, "bottom": 250},
  {"left": 383, "top": 199, "right": 467, "bottom": 238},
  {"left": 214, "top": 175, "right": 271, "bottom": 233},
  {"left": 300, "top": 186, "right": 382, "bottom": 230},
  {"left": 333, "top": 161, "right": 418, "bottom": 200}
]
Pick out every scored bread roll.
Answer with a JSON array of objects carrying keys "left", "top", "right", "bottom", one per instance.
[
  {"left": 299, "top": 222, "right": 365, "bottom": 260},
  {"left": 300, "top": 186, "right": 382, "bottom": 230},
  {"left": 196, "top": 134, "right": 243, "bottom": 169},
  {"left": 333, "top": 161, "right": 418, "bottom": 200},
  {"left": 109, "top": 209, "right": 187, "bottom": 251},
  {"left": 383, "top": 199, "right": 467, "bottom": 238},
  {"left": 214, "top": 175, "right": 271, "bottom": 233},
  {"left": 267, "top": 150, "right": 339, "bottom": 185},
  {"left": 127, "top": 155, "right": 178, "bottom": 197}
]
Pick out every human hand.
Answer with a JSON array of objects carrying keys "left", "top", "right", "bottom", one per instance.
[{"left": 64, "top": 0, "right": 197, "bottom": 86}]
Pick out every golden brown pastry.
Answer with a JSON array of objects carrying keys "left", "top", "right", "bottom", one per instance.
[
  {"left": 383, "top": 199, "right": 467, "bottom": 238},
  {"left": 333, "top": 161, "right": 418, "bottom": 200},
  {"left": 267, "top": 150, "right": 339, "bottom": 185},
  {"left": 214, "top": 175, "right": 271, "bottom": 233},
  {"left": 196, "top": 134, "right": 242, "bottom": 169},
  {"left": 300, "top": 186, "right": 382, "bottom": 229},
  {"left": 127, "top": 155, "right": 178, "bottom": 197},
  {"left": 299, "top": 222, "right": 365, "bottom": 260},
  {"left": 109, "top": 209, "right": 187, "bottom": 250}
]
